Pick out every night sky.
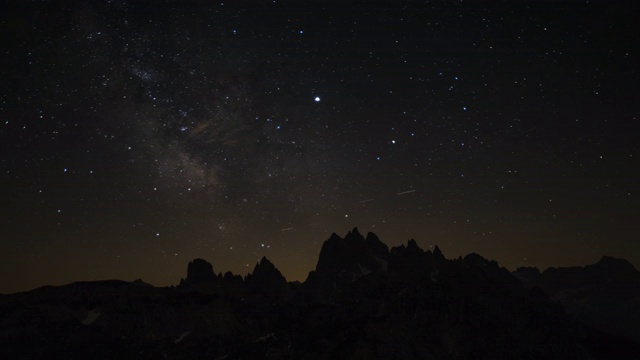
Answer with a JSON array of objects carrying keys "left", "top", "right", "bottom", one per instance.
[{"left": 2, "top": 0, "right": 639, "bottom": 294}]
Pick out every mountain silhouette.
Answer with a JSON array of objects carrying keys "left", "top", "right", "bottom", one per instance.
[
  {"left": 1, "top": 229, "right": 639, "bottom": 359},
  {"left": 304, "top": 228, "right": 389, "bottom": 302},
  {"left": 179, "top": 258, "right": 217, "bottom": 287},
  {"left": 246, "top": 256, "right": 288, "bottom": 299}
]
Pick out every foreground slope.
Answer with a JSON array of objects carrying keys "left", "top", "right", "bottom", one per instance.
[{"left": 514, "top": 255, "right": 640, "bottom": 343}]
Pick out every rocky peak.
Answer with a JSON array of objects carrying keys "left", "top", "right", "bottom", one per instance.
[
  {"left": 247, "top": 256, "right": 287, "bottom": 298},
  {"left": 389, "top": 239, "right": 428, "bottom": 273},
  {"left": 314, "top": 228, "right": 388, "bottom": 274},
  {"left": 131, "top": 279, "right": 153, "bottom": 287},
  {"left": 180, "top": 258, "right": 216, "bottom": 287},
  {"left": 406, "top": 239, "right": 421, "bottom": 252},
  {"left": 305, "top": 228, "right": 389, "bottom": 302},
  {"left": 250, "top": 257, "right": 286, "bottom": 283},
  {"left": 592, "top": 256, "right": 639, "bottom": 275},
  {"left": 433, "top": 245, "right": 445, "bottom": 261},
  {"left": 222, "top": 271, "right": 244, "bottom": 286},
  {"left": 345, "top": 227, "right": 363, "bottom": 239}
]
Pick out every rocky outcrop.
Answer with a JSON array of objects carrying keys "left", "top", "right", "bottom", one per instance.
[{"left": 179, "top": 258, "right": 216, "bottom": 287}]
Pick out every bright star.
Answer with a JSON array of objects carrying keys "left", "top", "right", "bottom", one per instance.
[{"left": 314, "top": 97, "right": 321, "bottom": 102}]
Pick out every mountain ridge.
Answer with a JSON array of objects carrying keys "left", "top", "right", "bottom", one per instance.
[{"left": 1, "top": 228, "right": 639, "bottom": 359}]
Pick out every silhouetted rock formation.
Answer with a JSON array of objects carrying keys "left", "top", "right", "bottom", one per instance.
[
  {"left": 222, "top": 271, "right": 244, "bottom": 286},
  {"left": 389, "top": 238, "right": 425, "bottom": 272},
  {"left": 433, "top": 244, "right": 445, "bottom": 261},
  {"left": 246, "top": 256, "right": 287, "bottom": 299},
  {"left": 179, "top": 258, "right": 216, "bottom": 287},
  {"left": 514, "top": 256, "right": 640, "bottom": 343},
  {"left": 1, "top": 229, "right": 639, "bottom": 359},
  {"left": 131, "top": 278, "right": 153, "bottom": 287},
  {"left": 388, "top": 239, "right": 449, "bottom": 275},
  {"left": 305, "top": 228, "right": 389, "bottom": 302}
]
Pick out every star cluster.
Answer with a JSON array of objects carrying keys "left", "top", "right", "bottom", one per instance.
[{"left": 1, "top": 0, "right": 638, "bottom": 293}]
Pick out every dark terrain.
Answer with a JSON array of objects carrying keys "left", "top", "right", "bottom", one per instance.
[{"left": 1, "top": 228, "right": 639, "bottom": 359}]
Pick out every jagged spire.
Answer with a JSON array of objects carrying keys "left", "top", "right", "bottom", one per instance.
[
  {"left": 253, "top": 256, "right": 276, "bottom": 273},
  {"left": 433, "top": 245, "right": 445, "bottom": 261},
  {"left": 366, "top": 232, "right": 381, "bottom": 243},
  {"left": 248, "top": 256, "right": 287, "bottom": 297},
  {"left": 346, "top": 227, "right": 362, "bottom": 239}
]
